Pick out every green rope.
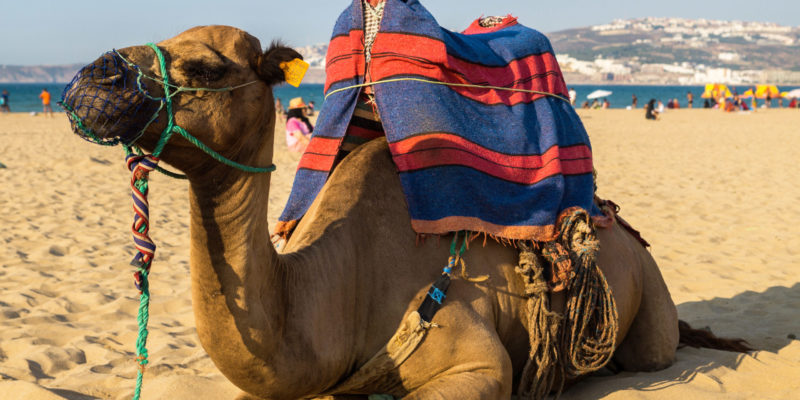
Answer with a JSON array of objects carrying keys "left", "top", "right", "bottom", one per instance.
[
  {"left": 171, "top": 126, "right": 276, "bottom": 173},
  {"left": 133, "top": 272, "right": 150, "bottom": 400},
  {"left": 143, "top": 43, "right": 274, "bottom": 173},
  {"left": 450, "top": 230, "right": 468, "bottom": 259},
  {"left": 324, "top": 77, "right": 572, "bottom": 104},
  {"left": 132, "top": 176, "right": 151, "bottom": 400}
]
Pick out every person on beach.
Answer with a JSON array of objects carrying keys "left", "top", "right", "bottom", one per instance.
[
  {"left": 657, "top": 100, "right": 665, "bottom": 113},
  {"left": 686, "top": 91, "right": 694, "bottom": 108},
  {"left": 568, "top": 87, "right": 577, "bottom": 106},
  {"left": 39, "top": 89, "right": 53, "bottom": 117},
  {"left": 581, "top": 101, "right": 590, "bottom": 109},
  {"left": 631, "top": 94, "right": 637, "bottom": 109},
  {"left": 590, "top": 99, "right": 600, "bottom": 109},
  {"left": 285, "top": 97, "right": 314, "bottom": 153},
  {"left": 789, "top": 98, "right": 798, "bottom": 108},
  {"left": 765, "top": 92, "right": 772, "bottom": 108},
  {"left": 0, "top": 90, "right": 10, "bottom": 113},
  {"left": 645, "top": 99, "right": 659, "bottom": 120},
  {"left": 602, "top": 98, "right": 610, "bottom": 109}
]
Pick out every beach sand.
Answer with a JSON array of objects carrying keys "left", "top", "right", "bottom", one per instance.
[{"left": 0, "top": 109, "right": 798, "bottom": 399}]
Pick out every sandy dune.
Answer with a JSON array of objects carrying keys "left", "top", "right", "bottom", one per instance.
[{"left": 0, "top": 108, "right": 798, "bottom": 399}]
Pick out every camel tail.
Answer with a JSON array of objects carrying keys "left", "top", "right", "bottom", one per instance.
[{"left": 678, "top": 320, "right": 753, "bottom": 353}]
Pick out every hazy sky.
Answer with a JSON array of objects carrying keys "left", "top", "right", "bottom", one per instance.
[{"left": 3, "top": 0, "right": 798, "bottom": 65}]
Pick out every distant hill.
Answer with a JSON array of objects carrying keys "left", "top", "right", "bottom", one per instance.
[
  {"left": 0, "top": 64, "right": 84, "bottom": 83},
  {"left": 548, "top": 18, "right": 800, "bottom": 84},
  {"left": 549, "top": 20, "right": 800, "bottom": 70},
  {"left": 4, "top": 18, "right": 799, "bottom": 85}
]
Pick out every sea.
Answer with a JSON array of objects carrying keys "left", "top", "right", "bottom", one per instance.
[{"left": 0, "top": 82, "right": 793, "bottom": 114}]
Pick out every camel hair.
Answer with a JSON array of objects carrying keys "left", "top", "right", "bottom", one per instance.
[{"left": 63, "top": 26, "right": 745, "bottom": 400}]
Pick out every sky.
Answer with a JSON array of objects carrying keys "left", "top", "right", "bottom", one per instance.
[{"left": 3, "top": 0, "right": 799, "bottom": 65}]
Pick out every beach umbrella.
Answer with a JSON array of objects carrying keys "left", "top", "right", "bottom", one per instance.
[
  {"left": 754, "top": 85, "right": 780, "bottom": 99},
  {"left": 782, "top": 88, "right": 800, "bottom": 98},
  {"left": 701, "top": 83, "right": 732, "bottom": 99},
  {"left": 586, "top": 90, "right": 612, "bottom": 99}
]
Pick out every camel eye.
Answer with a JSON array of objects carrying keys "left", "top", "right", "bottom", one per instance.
[{"left": 181, "top": 59, "right": 228, "bottom": 83}]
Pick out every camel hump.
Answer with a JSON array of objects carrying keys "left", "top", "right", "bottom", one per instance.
[{"left": 330, "top": 138, "right": 395, "bottom": 185}]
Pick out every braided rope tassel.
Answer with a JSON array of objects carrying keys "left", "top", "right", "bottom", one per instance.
[
  {"left": 126, "top": 153, "right": 159, "bottom": 400},
  {"left": 516, "top": 242, "right": 563, "bottom": 400}
]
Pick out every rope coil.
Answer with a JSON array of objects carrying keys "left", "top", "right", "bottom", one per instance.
[{"left": 515, "top": 209, "right": 618, "bottom": 399}]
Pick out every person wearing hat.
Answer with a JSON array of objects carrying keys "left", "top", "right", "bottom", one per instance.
[{"left": 285, "top": 97, "right": 314, "bottom": 153}]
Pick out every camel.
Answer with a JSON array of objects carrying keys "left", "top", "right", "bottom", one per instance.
[{"left": 62, "top": 25, "right": 710, "bottom": 400}]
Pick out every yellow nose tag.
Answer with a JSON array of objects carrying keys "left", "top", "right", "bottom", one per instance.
[{"left": 280, "top": 58, "right": 309, "bottom": 87}]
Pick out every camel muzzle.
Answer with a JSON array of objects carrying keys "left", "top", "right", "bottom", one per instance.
[{"left": 60, "top": 50, "right": 162, "bottom": 146}]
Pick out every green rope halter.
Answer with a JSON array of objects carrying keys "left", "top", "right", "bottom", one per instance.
[{"left": 117, "top": 43, "right": 277, "bottom": 175}]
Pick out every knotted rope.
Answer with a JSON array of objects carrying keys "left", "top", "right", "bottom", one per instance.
[
  {"left": 558, "top": 210, "right": 618, "bottom": 378},
  {"left": 516, "top": 241, "right": 563, "bottom": 400},
  {"left": 515, "top": 209, "right": 618, "bottom": 399}
]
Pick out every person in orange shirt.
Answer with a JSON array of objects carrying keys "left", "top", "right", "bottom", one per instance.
[{"left": 39, "top": 88, "right": 53, "bottom": 117}]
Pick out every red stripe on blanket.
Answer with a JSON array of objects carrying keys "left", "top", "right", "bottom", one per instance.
[
  {"left": 325, "top": 32, "right": 366, "bottom": 93},
  {"left": 390, "top": 133, "right": 591, "bottom": 168},
  {"left": 392, "top": 147, "right": 592, "bottom": 184},
  {"left": 368, "top": 33, "right": 567, "bottom": 104},
  {"left": 297, "top": 152, "right": 337, "bottom": 172},
  {"left": 305, "top": 136, "right": 341, "bottom": 155},
  {"left": 345, "top": 124, "right": 384, "bottom": 140}
]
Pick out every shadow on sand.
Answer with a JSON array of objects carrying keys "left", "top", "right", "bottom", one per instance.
[{"left": 560, "top": 283, "right": 800, "bottom": 398}]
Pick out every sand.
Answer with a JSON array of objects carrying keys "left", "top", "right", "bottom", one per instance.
[{"left": 0, "top": 108, "right": 798, "bottom": 399}]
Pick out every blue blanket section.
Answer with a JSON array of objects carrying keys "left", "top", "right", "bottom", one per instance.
[
  {"left": 399, "top": 166, "right": 595, "bottom": 226},
  {"left": 376, "top": 83, "right": 591, "bottom": 153}
]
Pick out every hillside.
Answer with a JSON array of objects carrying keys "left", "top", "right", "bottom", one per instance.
[
  {"left": 0, "top": 64, "right": 84, "bottom": 83},
  {"left": 548, "top": 18, "right": 800, "bottom": 84}
]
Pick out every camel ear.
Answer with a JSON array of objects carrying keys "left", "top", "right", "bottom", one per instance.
[{"left": 257, "top": 42, "right": 303, "bottom": 86}]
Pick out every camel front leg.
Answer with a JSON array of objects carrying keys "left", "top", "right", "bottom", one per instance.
[{"left": 396, "top": 297, "right": 514, "bottom": 400}]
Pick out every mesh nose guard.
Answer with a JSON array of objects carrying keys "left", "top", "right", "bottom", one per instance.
[{"left": 60, "top": 50, "right": 162, "bottom": 146}]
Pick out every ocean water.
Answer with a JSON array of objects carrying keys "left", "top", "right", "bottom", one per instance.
[{"left": 0, "top": 82, "right": 793, "bottom": 114}]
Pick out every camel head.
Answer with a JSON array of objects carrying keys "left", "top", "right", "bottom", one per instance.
[{"left": 61, "top": 25, "right": 301, "bottom": 175}]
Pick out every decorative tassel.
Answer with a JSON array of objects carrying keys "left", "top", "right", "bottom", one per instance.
[{"left": 125, "top": 153, "right": 159, "bottom": 400}]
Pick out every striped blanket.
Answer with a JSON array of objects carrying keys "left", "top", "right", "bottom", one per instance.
[{"left": 276, "top": 0, "right": 600, "bottom": 241}]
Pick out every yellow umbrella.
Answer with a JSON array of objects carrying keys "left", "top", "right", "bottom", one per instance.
[
  {"left": 701, "top": 83, "right": 733, "bottom": 99},
  {"left": 740, "top": 89, "right": 754, "bottom": 99},
  {"left": 754, "top": 85, "right": 780, "bottom": 99}
]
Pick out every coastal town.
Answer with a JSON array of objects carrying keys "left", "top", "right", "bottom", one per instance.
[{"left": 552, "top": 18, "right": 800, "bottom": 85}]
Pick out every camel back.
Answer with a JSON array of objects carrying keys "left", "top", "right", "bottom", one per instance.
[{"left": 276, "top": 0, "right": 601, "bottom": 243}]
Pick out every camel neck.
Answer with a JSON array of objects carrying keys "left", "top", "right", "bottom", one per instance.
[{"left": 184, "top": 122, "right": 288, "bottom": 376}]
